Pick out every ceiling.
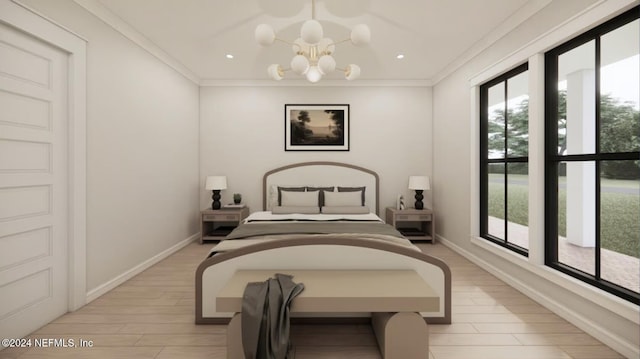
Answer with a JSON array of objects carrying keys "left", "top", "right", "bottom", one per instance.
[{"left": 95, "top": 0, "right": 542, "bottom": 83}]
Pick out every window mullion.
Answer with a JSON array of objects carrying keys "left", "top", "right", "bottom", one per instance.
[
  {"left": 544, "top": 49, "right": 559, "bottom": 266},
  {"left": 504, "top": 80, "right": 509, "bottom": 245},
  {"left": 594, "top": 35, "right": 602, "bottom": 279}
]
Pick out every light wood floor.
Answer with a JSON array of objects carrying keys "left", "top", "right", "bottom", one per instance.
[{"left": 0, "top": 241, "right": 625, "bottom": 359}]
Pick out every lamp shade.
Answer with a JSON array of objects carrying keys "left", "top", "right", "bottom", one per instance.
[
  {"left": 318, "top": 55, "right": 336, "bottom": 74},
  {"left": 301, "top": 19, "right": 323, "bottom": 44},
  {"left": 306, "top": 66, "right": 322, "bottom": 83},
  {"left": 350, "top": 24, "right": 371, "bottom": 46},
  {"left": 268, "top": 64, "right": 284, "bottom": 80},
  {"left": 408, "top": 176, "right": 430, "bottom": 190},
  {"left": 344, "top": 64, "right": 361, "bottom": 80},
  {"left": 205, "top": 176, "right": 227, "bottom": 190},
  {"left": 255, "top": 24, "right": 276, "bottom": 46},
  {"left": 290, "top": 54, "right": 310, "bottom": 75}
]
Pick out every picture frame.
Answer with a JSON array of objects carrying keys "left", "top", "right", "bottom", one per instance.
[{"left": 285, "top": 104, "right": 350, "bottom": 151}]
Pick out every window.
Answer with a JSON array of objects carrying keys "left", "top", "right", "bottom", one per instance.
[
  {"left": 480, "top": 63, "right": 529, "bottom": 256},
  {"left": 545, "top": 7, "right": 639, "bottom": 304}
]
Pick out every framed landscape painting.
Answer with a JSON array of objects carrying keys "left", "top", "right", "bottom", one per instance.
[{"left": 285, "top": 104, "right": 350, "bottom": 151}]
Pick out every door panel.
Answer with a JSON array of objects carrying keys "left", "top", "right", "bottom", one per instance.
[{"left": 0, "top": 20, "right": 68, "bottom": 339}]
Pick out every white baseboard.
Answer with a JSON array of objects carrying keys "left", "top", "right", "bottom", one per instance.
[
  {"left": 436, "top": 234, "right": 639, "bottom": 359},
  {"left": 85, "top": 233, "right": 200, "bottom": 304}
]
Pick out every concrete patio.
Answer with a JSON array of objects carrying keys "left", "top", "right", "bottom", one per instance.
[{"left": 488, "top": 217, "right": 639, "bottom": 293}]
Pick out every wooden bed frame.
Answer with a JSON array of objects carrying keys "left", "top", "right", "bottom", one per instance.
[{"left": 195, "top": 162, "right": 451, "bottom": 324}]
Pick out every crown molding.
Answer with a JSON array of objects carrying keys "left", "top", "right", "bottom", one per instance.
[
  {"left": 199, "top": 79, "right": 432, "bottom": 87},
  {"left": 11, "top": 0, "right": 88, "bottom": 42},
  {"left": 73, "top": 0, "right": 200, "bottom": 85},
  {"left": 70, "top": 0, "right": 554, "bottom": 88},
  {"left": 431, "top": 0, "right": 553, "bottom": 85},
  {"left": 469, "top": 0, "right": 636, "bottom": 87}
]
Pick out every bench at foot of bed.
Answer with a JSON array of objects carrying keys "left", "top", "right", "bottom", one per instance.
[{"left": 217, "top": 270, "right": 439, "bottom": 359}]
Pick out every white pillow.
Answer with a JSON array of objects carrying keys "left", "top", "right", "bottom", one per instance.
[
  {"left": 268, "top": 185, "right": 279, "bottom": 210},
  {"left": 280, "top": 190, "right": 319, "bottom": 207},
  {"left": 323, "top": 191, "right": 362, "bottom": 207}
]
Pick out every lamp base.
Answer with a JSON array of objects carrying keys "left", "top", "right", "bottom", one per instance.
[
  {"left": 414, "top": 190, "right": 424, "bottom": 210},
  {"left": 211, "top": 190, "right": 222, "bottom": 210}
]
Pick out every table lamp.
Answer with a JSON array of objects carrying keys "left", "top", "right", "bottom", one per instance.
[
  {"left": 205, "top": 176, "right": 227, "bottom": 209},
  {"left": 408, "top": 176, "right": 430, "bottom": 210}
]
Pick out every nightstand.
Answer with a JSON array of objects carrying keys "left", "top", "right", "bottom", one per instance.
[
  {"left": 200, "top": 207, "right": 249, "bottom": 243},
  {"left": 386, "top": 207, "right": 435, "bottom": 242}
]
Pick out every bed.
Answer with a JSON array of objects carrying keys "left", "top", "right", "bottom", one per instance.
[{"left": 195, "top": 161, "right": 451, "bottom": 324}]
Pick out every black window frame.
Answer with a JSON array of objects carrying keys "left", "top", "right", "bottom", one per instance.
[
  {"left": 480, "top": 63, "right": 530, "bottom": 257},
  {"left": 544, "top": 6, "right": 640, "bottom": 304}
]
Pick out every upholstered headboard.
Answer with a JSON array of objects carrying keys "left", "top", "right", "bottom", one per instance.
[{"left": 263, "top": 162, "right": 380, "bottom": 214}]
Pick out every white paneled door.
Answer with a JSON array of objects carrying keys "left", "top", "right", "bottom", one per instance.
[{"left": 0, "top": 21, "right": 69, "bottom": 339}]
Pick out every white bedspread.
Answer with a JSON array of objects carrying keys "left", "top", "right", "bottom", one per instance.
[{"left": 243, "top": 211, "right": 384, "bottom": 223}]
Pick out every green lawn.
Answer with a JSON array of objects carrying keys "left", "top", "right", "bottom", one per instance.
[{"left": 488, "top": 175, "right": 639, "bottom": 258}]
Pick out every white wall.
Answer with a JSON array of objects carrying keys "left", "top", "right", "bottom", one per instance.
[
  {"left": 12, "top": 1, "right": 636, "bottom": 355},
  {"left": 200, "top": 85, "right": 432, "bottom": 214},
  {"left": 433, "top": 0, "right": 639, "bottom": 357},
  {"left": 20, "top": 0, "right": 200, "bottom": 292}
]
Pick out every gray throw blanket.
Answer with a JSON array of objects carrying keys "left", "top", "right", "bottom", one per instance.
[
  {"left": 241, "top": 273, "right": 304, "bottom": 359},
  {"left": 226, "top": 222, "right": 405, "bottom": 241}
]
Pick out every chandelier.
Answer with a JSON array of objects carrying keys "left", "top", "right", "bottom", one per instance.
[{"left": 254, "top": 0, "right": 371, "bottom": 83}]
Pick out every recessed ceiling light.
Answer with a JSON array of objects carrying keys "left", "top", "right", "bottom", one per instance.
[
  {"left": 396, "top": 54, "right": 405, "bottom": 59},
  {"left": 225, "top": 54, "right": 234, "bottom": 59}
]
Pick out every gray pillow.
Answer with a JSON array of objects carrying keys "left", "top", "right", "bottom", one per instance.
[
  {"left": 323, "top": 191, "right": 362, "bottom": 207},
  {"left": 321, "top": 206, "right": 370, "bottom": 214},
  {"left": 306, "top": 186, "right": 334, "bottom": 206},
  {"left": 280, "top": 190, "right": 319, "bottom": 207},
  {"left": 277, "top": 186, "right": 305, "bottom": 206},
  {"left": 337, "top": 186, "right": 366, "bottom": 206},
  {"left": 272, "top": 206, "right": 321, "bottom": 214}
]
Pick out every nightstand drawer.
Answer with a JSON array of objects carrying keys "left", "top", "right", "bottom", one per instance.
[
  {"left": 386, "top": 207, "right": 434, "bottom": 243},
  {"left": 200, "top": 207, "right": 249, "bottom": 243},
  {"left": 203, "top": 214, "right": 240, "bottom": 221},
  {"left": 396, "top": 214, "right": 431, "bottom": 221}
]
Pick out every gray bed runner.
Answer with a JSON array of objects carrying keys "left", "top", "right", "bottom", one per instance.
[{"left": 225, "top": 222, "right": 405, "bottom": 240}]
